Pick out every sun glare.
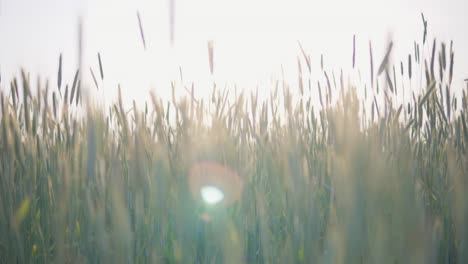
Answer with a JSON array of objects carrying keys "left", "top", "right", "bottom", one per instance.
[{"left": 83, "top": 0, "right": 385, "bottom": 107}]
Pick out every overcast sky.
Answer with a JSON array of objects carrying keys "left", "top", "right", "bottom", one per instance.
[{"left": 0, "top": 0, "right": 467, "bottom": 106}]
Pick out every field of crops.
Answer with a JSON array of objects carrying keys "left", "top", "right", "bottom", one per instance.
[{"left": 1, "top": 19, "right": 468, "bottom": 263}]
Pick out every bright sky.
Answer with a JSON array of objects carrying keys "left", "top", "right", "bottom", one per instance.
[{"left": 0, "top": 0, "right": 467, "bottom": 107}]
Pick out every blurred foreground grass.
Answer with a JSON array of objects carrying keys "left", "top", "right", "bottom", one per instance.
[{"left": 1, "top": 30, "right": 468, "bottom": 263}]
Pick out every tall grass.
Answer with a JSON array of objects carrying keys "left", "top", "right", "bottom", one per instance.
[{"left": 0, "top": 25, "right": 467, "bottom": 263}]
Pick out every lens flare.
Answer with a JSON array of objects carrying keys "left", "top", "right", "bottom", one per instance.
[
  {"left": 188, "top": 161, "right": 243, "bottom": 206},
  {"left": 201, "top": 185, "right": 224, "bottom": 205}
]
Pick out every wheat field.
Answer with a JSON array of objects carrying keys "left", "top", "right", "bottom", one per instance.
[{"left": 1, "top": 16, "right": 468, "bottom": 263}]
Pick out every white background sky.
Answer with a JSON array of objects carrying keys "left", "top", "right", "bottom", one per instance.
[{"left": 0, "top": 0, "right": 467, "bottom": 107}]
